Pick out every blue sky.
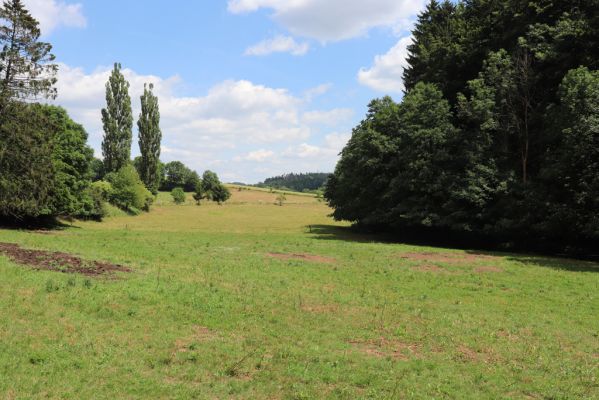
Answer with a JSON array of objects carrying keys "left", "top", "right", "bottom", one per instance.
[{"left": 26, "top": 0, "right": 427, "bottom": 183}]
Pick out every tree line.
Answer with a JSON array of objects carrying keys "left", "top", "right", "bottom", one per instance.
[
  {"left": 326, "top": 0, "right": 599, "bottom": 253},
  {"left": 257, "top": 173, "right": 331, "bottom": 193},
  {"left": 0, "top": 0, "right": 229, "bottom": 222}
]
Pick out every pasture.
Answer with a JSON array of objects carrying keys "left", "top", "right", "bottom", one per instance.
[{"left": 0, "top": 187, "right": 597, "bottom": 399}]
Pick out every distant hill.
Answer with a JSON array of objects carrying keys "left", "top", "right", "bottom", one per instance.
[{"left": 257, "top": 173, "right": 331, "bottom": 193}]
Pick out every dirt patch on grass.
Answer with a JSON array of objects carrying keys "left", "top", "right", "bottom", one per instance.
[
  {"left": 0, "top": 242, "right": 130, "bottom": 277},
  {"left": 349, "top": 337, "right": 421, "bottom": 361},
  {"left": 267, "top": 252, "right": 336, "bottom": 264},
  {"left": 173, "top": 325, "right": 218, "bottom": 355},
  {"left": 301, "top": 303, "right": 339, "bottom": 314},
  {"left": 474, "top": 266, "right": 504, "bottom": 273},
  {"left": 398, "top": 252, "right": 499, "bottom": 265},
  {"left": 456, "top": 345, "right": 500, "bottom": 364}
]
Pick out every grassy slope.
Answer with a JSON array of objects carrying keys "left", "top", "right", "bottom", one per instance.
[{"left": 0, "top": 188, "right": 597, "bottom": 399}]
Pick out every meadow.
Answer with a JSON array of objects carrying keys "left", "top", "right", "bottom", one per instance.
[{"left": 0, "top": 187, "right": 598, "bottom": 399}]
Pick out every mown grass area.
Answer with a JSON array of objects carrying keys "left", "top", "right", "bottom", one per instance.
[{"left": 0, "top": 187, "right": 598, "bottom": 399}]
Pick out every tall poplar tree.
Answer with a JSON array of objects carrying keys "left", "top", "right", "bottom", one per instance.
[
  {"left": 137, "top": 83, "right": 161, "bottom": 194},
  {"left": 101, "top": 63, "right": 133, "bottom": 173}
]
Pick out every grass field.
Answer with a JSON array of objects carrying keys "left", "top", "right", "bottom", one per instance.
[{"left": 0, "top": 187, "right": 598, "bottom": 399}]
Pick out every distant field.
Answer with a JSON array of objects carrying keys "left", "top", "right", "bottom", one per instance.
[{"left": 0, "top": 187, "right": 598, "bottom": 399}]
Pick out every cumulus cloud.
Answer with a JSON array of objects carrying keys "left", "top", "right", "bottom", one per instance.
[
  {"left": 52, "top": 64, "right": 353, "bottom": 182},
  {"left": 23, "top": 0, "right": 86, "bottom": 35},
  {"left": 228, "top": 0, "right": 426, "bottom": 42},
  {"left": 236, "top": 149, "right": 275, "bottom": 162},
  {"left": 245, "top": 35, "right": 310, "bottom": 56},
  {"left": 358, "top": 35, "right": 413, "bottom": 93},
  {"left": 302, "top": 108, "right": 353, "bottom": 127}
]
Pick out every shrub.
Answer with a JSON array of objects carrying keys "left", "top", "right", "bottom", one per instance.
[
  {"left": 104, "top": 165, "right": 153, "bottom": 214},
  {"left": 171, "top": 187, "right": 186, "bottom": 204},
  {"left": 276, "top": 194, "right": 286, "bottom": 206}
]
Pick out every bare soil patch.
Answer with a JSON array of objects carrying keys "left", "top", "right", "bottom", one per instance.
[
  {"left": 398, "top": 252, "right": 499, "bottom": 265},
  {"left": 267, "top": 252, "right": 336, "bottom": 264},
  {"left": 173, "top": 325, "right": 218, "bottom": 355},
  {"left": 349, "top": 337, "right": 421, "bottom": 361},
  {"left": 456, "top": 345, "right": 500, "bottom": 364},
  {"left": 0, "top": 242, "right": 131, "bottom": 277},
  {"left": 301, "top": 303, "right": 339, "bottom": 314}
]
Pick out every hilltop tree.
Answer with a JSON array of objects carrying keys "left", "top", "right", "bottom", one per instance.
[
  {"left": 0, "top": 0, "right": 57, "bottom": 111},
  {"left": 137, "top": 83, "right": 162, "bottom": 194},
  {"left": 101, "top": 63, "right": 133, "bottom": 173},
  {"left": 198, "top": 170, "right": 230, "bottom": 204}
]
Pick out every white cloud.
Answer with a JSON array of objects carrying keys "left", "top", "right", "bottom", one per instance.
[
  {"left": 228, "top": 0, "right": 426, "bottom": 42},
  {"left": 52, "top": 63, "right": 357, "bottom": 181},
  {"left": 23, "top": 0, "right": 86, "bottom": 35},
  {"left": 236, "top": 149, "right": 275, "bottom": 162},
  {"left": 358, "top": 35, "right": 413, "bottom": 93},
  {"left": 303, "top": 83, "right": 332, "bottom": 101},
  {"left": 302, "top": 108, "right": 353, "bottom": 127},
  {"left": 245, "top": 35, "right": 310, "bottom": 56}
]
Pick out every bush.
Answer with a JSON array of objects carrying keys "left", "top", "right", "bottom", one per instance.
[
  {"left": 275, "top": 194, "right": 286, "bottom": 206},
  {"left": 104, "top": 165, "right": 153, "bottom": 214},
  {"left": 171, "top": 187, "right": 186, "bottom": 204}
]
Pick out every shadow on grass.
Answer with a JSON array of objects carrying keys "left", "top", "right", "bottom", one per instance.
[
  {"left": 0, "top": 216, "right": 79, "bottom": 231},
  {"left": 307, "top": 224, "right": 599, "bottom": 272}
]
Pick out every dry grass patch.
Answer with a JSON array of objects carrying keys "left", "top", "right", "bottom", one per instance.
[
  {"left": 172, "top": 325, "right": 219, "bottom": 356},
  {"left": 398, "top": 251, "right": 500, "bottom": 264},
  {"left": 456, "top": 345, "right": 501, "bottom": 364},
  {"left": 267, "top": 252, "right": 337, "bottom": 264},
  {"left": 301, "top": 303, "right": 340, "bottom": 314},
  {"left": 349, "top": 337, "right": 422, "bottom": 361}
]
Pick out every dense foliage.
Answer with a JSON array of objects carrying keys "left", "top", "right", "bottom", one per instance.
[
  {"left": 101, "top": 63, "right": 133, "bottom": 174},
  {"left": 258, "top": 173, "right": 331, "bottom": 192},
  {"left": 160, "top": 161, "right": 200, "bottom": 192},
  {"left": 171, "top": 187, "right": 186, "bottom": 204},
  {"left": 137, "top": 83, "right": 162, "bottom": 194},
  {"left": 0, "top": 104, "right": 101, "bottom": 220},
  {"left": 104, "top": 164, "right": 153, "bottom": 215},
  {"left": 195, "top": 170, "right": 231, "bottom": 204},
  {"left": 327, "top": 0, "right": 599, "bottom": 252}
]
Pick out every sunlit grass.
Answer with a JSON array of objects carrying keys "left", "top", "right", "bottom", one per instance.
[{"left": 0, "top": 187, "right": 597, "bottom": 399}]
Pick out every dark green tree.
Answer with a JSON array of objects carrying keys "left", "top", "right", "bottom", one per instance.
[
  {"left": 200, "top": 170, "right": 230, "bottom": 204},
  {"left": 0, "top": 0, "right": 57, "bottom": 110},
  {"left": 137, "top": 83, "right": 161, "bottom": 194},
  {"left": 384, "top": 82, "right": 456, "bottom": 229},
  {"left": 43, "top": 106, "right": 95, "bottom": 217},
  {"left": 541, "top": 67, "right": 599, "bottom": 240},
  {"left": 0, "top": 103, "right": 54, "bottom": 219},
  {"left": 101, "top": 63, "right": 133, "bottom": 173},
  {"left": 325, "top": 97, "right": 400, "bottom": 225}
]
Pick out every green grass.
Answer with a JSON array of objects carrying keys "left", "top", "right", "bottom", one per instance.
[{"left": 0, "top": 188, "right": 598, "bottom": 399}]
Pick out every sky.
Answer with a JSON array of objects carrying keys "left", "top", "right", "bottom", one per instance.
[{"left": 25, "top": 0, "right": 426, "bottom": 183}]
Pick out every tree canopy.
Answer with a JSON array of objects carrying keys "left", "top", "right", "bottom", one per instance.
[{"left": 327, "top": 0, "right": 599, "bottom": 253}]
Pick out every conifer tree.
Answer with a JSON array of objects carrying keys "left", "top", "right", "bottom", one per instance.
[
  {"left": 137, "top": 83, "right": 161, "bottom": 194},
  {"left": 101, "top": 63, "right": 133, "bottom": 173},
  {"left": 0, "top": 0, "right": 57, "bottom": 110}
]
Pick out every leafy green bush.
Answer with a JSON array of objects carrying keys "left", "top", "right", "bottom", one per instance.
[
  {"left": 171, "top": 187, "right": 186, "bottom": 204},
  {"left": 104, "top": 165, "right": 153, "bottom": 214}
]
